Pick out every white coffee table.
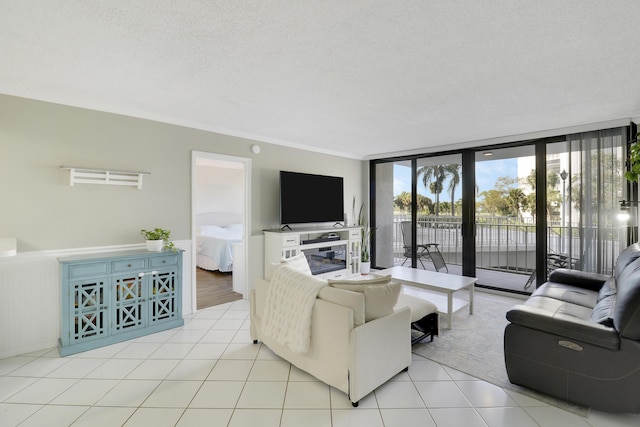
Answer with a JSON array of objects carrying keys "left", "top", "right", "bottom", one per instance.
[{"left": 377, "top": 266, "right": 477, "bottom": 329}]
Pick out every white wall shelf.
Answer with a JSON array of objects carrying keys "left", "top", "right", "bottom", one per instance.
[{"left": 61, "top": 166, "right": 150, "bottom": 189}]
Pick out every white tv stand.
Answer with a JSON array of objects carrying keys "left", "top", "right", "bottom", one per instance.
[{"left": 264, "top": 226, "right": 362, "bottom": 281}]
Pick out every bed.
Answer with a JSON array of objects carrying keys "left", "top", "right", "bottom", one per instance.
[{"left": 196, "top": 212, "right": 244, "bottom": 272}]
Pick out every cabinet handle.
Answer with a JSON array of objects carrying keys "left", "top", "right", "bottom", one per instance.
[
  {"left": 127, "top": 264, "right": 132, "bottom": 267},
  {"left": 162, "top": 260, "right": 166, "bottom": 263},
  {"left": 139, "top": 272, "right": 145, "bottom": 277},
  {"left": 151, "top": 271, "right": 158, "bottom": 275}
]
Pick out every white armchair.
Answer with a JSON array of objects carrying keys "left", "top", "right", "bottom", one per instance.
[{"left": 250, "top": 268, "right": 412, "bottom": 406}]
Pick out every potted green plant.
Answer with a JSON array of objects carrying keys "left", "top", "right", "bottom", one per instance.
[
  {"left": 140, "top": 228, "right": 175, "bottom": 252},
  {"left": 360, "top": 227, "right": 374, "bottom": 274},
  {"left": 355, "top": 198, "right": 376, "bottom": 275}
]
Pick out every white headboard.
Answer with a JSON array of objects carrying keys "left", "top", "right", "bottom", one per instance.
[{"left": 196, "top": 212, "right": 243, "bottom": 227}]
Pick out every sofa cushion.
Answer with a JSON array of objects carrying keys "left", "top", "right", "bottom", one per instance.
[
  {"left": 590, "top": 295, "right": 615, "bottom": 327},
  {"left": 281, "top": 252, "right": 312, "bottom": 275},
  {"left": 329, "top": 276, "right": 401, "bottom": 322},
  {"left": 506, "top": 296, "right": 620, "bottom": 350},
  {"left": 614, "top": 242, "right": 640, "bottom": 281},
  {"left": 613, "top": 256, "right": 640, "bottom": 339},
  {"left": 395, "top": 293, "right": 438, "bottom": 323},
  {"left": 317, "top": 286, "right": 365, "bottom": 327},
  {"left": 597, "top": 278, "right": 616, "bottom": 303},
  {"left": 532, "top": 282, "right": 598, "bottom": 308}
]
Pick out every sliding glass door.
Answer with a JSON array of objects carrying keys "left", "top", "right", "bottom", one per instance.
[
  {"left": 474, "top": 145, "right": 536, "bottom": 292},
  {"left": 413, "top": 155, "right": 463, "bottom": 273},
  {"left": 372, "top": 154, "right": 462, "bottom": 275}
]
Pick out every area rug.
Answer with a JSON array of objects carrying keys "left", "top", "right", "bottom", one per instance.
[{"left": 411, "top": 292, "right": 589, "bottom": 417}]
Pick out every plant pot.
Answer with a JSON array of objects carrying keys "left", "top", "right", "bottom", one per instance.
[
  {"left": 145, "top": 239, "right": 164, "bottom": 252},
  {"left": 361, "top": 261, "right": 371, "bottom": 275}
]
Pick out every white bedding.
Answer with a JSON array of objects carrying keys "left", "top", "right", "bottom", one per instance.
[{"left": 196, "top": 223, "right": 243, "bottom": 272}]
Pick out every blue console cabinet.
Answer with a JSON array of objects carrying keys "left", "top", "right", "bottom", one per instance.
[{"left": 59, "top": 249, "right": 184, "bottom": 356}]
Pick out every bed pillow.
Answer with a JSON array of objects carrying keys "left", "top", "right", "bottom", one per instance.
[
  {"left": 328, "top": 276, "right": 401, "bottom": 322},
  {"left": 197, "top": 225, "right": 224, "bottom": 235},
  {"left": 224, "top": 223, "right": 243, "bottom": 232},
  {"left": 281, "top": 252, "right": 312, "bottom": 275}
]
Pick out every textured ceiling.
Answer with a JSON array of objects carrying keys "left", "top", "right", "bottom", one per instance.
[{"left": 2, "top": 1, "right": 639, "bottom": 159}]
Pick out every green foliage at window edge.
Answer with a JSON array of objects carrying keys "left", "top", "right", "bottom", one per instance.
[{"left": 624, "top": 133, "right": 640, "bottom": 183}]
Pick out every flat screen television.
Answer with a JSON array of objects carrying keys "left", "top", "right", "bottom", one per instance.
[{"left": 280, "top": 171, "right": 344, "bottom": 225}]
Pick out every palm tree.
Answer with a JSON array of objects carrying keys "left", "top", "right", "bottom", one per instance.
[
  {"left": 429, "top": 181, "right": 444, "bottom": 214},
  {"left": 417, "top": 165, "right": 448, "bottom": 216},
  {"left": 445, "top": 164, "right": 461, "bottom": 216}
]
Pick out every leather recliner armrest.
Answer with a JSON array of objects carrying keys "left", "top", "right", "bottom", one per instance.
[
  {"left": 548, "top": 268, "right": 609, "bottom": 291},
  {"left": 506, "top": 303, "right": 620, "bottom": 351}
]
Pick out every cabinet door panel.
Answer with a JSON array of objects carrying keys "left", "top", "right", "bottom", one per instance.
[
  {"left": 113, "top": 275, "right": 145, "bottom": 332},
  {"left": 149, "top": 270, "right": 178, "bottom": 323},
  {"left": 70, "top": 279, "right": 109, "bottom": 343}
]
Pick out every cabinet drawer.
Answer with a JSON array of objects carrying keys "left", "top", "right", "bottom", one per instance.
[
  {"left": 322, "top": 269, "right": 349, "bottom": 280},
  {"left": 68, "top": 262, "right": 109, "bottom": 278},
  {"left": 349, "top": 229, "right": 361, "bottom": 240},
  {"left": 282, "top": 235, "right": 299, "bottom": 247},
  {"left": 150, "top": 254, "right": 179, "bottom": 268},
  {"left": 112, "top": 258, "right": 146, "bottom": 273}
]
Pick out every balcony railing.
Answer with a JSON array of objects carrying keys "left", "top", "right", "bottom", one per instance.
[{"left": 388, "top": 214, "right": 622, "bottom": 277}]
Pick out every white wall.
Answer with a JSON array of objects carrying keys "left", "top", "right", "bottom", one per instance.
[
  {"left": 195, "top": 164, "right": 244, "bottom": 216},
  {"left": 0, "top": 94, "right": 365, "bottom": 358}
]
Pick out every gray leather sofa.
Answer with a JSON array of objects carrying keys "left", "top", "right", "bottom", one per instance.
[{"left": 504, "top": 243, "right": 640, "bottom": 413}]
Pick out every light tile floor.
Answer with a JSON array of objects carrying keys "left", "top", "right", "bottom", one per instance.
[{"left": 1, "top": 299, "right": 640, "bottom": 427}]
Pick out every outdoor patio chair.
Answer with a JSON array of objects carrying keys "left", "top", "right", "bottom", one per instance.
[
  {"left": 523, "top": 252, "right": 580, "bottom": 290},
  {"left": 400, "top": 221, "right": 448, "bottom": 272}
]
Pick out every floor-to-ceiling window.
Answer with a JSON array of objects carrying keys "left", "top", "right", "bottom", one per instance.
[{"left": 371, "top": 125, "right": 633, "bottom": 294}]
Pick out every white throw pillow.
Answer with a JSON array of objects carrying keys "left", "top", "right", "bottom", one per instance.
[
  {"left": 328, "top": 276, "right": 401, "bottom": 322},
  {"left": 281, "top": 252, "right": 312, "bottom": 275}
]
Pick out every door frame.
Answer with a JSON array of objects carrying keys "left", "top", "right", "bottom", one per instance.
[{"left": 191, "top": 150, "right": 252, "bottom": 313}]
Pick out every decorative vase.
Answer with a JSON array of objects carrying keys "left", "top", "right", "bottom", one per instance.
[
  {"left": 145, "top": 239, "right": 163, "bottom": 252},
  {"left": 361, "top": 261, "right": 371, "bottom": 275}
]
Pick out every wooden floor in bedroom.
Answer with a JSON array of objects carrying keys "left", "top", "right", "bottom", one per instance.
[{"left": 196, "top": 267, "right": 243, "bottom": 310}]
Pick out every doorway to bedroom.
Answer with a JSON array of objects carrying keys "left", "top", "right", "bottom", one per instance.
[{"left": 192, "top": 152, "right": 251, "bottom": 310}]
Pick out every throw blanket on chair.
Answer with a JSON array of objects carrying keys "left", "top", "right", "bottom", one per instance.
[{"left": 262, "top": 264, "right": 327, "bottom": 354}]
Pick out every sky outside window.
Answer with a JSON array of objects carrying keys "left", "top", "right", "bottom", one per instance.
[{"left": 393, "top": 159, "right": 519, "bottom": 203}]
